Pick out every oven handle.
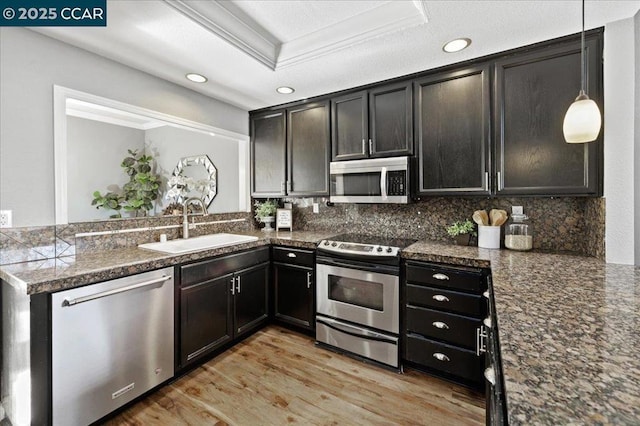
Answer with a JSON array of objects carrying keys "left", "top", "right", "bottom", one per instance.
[
  {"left": 317, "top": 317, "right": 398, "bottom": 345},
  {"left": 316, "top": 256, "right": 399, "bottom": 275}
]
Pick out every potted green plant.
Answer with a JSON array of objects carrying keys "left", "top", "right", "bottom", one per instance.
[
  {"left": 446, "top": 219, "right": 477, "bottom": 246},
  {"left": 254, "top": 199, "right": 278, "bottom": 232}
]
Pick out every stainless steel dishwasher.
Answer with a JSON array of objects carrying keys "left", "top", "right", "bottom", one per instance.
[{"left": 51, "top": 267, "right": 174, "bottom": 426}]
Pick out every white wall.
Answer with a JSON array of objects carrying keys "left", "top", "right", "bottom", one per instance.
[
  {"left": 604, "top": 17, "right": 637, "bottom": 265},
  {"left": 67, "top": 117, "right": 146, "bottom": 222},
  {"left": 635, "top": 10, "right": 640, "bottom": 266},
  {"left": 145, "top": 126, "right": 240, "bottom": 214},
  {"left": 0, "top": 28, "right": 248, "bottom": 227}
]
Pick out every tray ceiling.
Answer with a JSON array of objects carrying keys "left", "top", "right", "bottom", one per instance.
[{"left": 32, "top": 1, "right": 639, "bottom": 111}]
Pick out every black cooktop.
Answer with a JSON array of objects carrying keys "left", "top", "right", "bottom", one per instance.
[{"left": 328, "top": 233, "right": 417, "bottom": 250}]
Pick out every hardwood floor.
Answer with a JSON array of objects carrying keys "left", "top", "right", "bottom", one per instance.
[{"left": 105, "top": 326, "right": 485, "bottom": 425}]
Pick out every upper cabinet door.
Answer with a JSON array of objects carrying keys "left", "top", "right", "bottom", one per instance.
[
  {"left": 494, "top": 36, "right": 603, "bottom": 196},
  {"left": 369, "top": 82, "right": 413, "bottom": 158},
  {"left": 287, "top": 101, "right": 330, "bottom": 196},
  {"left": 251, "top": 110, "right": 287, "bottom": 197},
  {"left": 415, "top": 64, "right": 491, "bottom": 195},
  {"left": 331, "top": 91, "right": 368, "bottom": 161}
]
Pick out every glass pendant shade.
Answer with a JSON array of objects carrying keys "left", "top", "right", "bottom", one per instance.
[{"left": 563, "top": 92, "right": 602, "bottom": 143}]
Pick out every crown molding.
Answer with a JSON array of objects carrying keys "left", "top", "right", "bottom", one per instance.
[{"left": 164, "top": 0, "right": 428, "bottom": 71}]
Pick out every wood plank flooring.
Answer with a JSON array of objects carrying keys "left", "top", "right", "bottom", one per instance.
[{"left": 105, "top": 326, "right": 485, "bottom": 425}]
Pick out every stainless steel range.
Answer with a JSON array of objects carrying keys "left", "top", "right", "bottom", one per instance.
[{"left": 315, "top": 233, "right": 416, "bottom": 368}]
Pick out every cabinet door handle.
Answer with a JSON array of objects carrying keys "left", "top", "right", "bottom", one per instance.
[
  {"left": 432, "top": 321, "right": 449, "bottom": 330},
  {"left": 230, "top": 277, "right": 235, "bottom": 295},
  {"left": 484, "top": 366, "right": 496, "bottom": 386},
  {"left": 362, "top": 139, "right": 366, "bottom": 155},
  {"left": 476, "top": 325, "right": 487, "bottom": 356},
  {"left": 483, "top": 290, "right": 490, "bottom": 299},
  {"left": 432, "top": 294, "right": 449, "bottom": 302},
  {"left": 236, "top": 276, "right": 241, "bottom": 294},
  {"left": 433, "top": 353, "right": 450, "bottom": 362},
  {"left": 280, "top": 181, "right": 286, "bottom": 194},
  {"left": 368, "top": 139, "right": 373, "bottom": 154},
  {"left": 432, "top": 273, "right": 449, "bottom": 281},
  {"left": 307, "top": 271, "right": 312, "bottom": 289},
  {"left": 287, "top": 253, "right": 297, "bottom": 258},
  {"left": 485, "top": 171, "right": 489, "bottom": 191},
  {"left": 286, "top": 181, "right": 291, "bottom": 193},
  {"left": 497, "top": 171, "right": 503, "bottom": 191}
]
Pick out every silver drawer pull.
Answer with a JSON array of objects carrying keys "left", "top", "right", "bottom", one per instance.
[
  {"left": 432, "top": 273, "right": 449, "bottom": 281},
  {"left": 432, "top": 294, "right": 449, "bottom": 302},
  {"left": 433, "top": 353, "right": 450, "bottom": 362},
  {"left": 432, "top": 321, "right": 449, "bottom": 329},
  {"left": 287, "top": 252, "right": 297, "bottom": 258},
  {"left": 484, "top": 366, "right": 496, "bottom": 386}
]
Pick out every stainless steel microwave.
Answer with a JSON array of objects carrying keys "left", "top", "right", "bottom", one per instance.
[{"left": 329, "top": 156, "right": 410, "bottom": 204}]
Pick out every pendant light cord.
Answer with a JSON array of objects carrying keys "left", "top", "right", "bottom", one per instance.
[{"left": 581, "top": 0, "right": 586, "bottom": 94}]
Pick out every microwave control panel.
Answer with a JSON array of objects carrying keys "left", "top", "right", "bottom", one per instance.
[{"left": 387, "top": 170, "right": 407, "bottom": 196}]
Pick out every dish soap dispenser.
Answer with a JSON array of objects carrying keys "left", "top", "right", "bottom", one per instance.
[{"left": 504, "top": 206, "right": 533, "bottom": 251}]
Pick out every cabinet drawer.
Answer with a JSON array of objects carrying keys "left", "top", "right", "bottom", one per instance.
[
  {"left": 405, "top": 262, "right": 485, "bottom": 293},
  {"left": 406, "top": 284, "right": 485, "bottom": 317},
  {"left": 405, "top": 333, "right": 483, "bottom": 383},
  {"left": 406, "top": 305, "right": 481, "bottom": 349},
  {"left": 272, "top": 246, "right": 314, "bottom": 267},
  {"left": 181, "top": 247, "right": 269, "bottom": 287}
]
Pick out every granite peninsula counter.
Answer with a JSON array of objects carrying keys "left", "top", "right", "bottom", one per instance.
[
  {"left": 2, "top": 234, "right": 639, "bottom": 424},
  {"left": 403, "top": 241, "right": 640, "bottom": 425}
]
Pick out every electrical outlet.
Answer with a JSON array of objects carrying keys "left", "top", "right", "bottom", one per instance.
[
  {"left": 0, "top": 210, "right": 12, "bottom": 228},
  {"left": 312, "top": 203, "right": 320, "bottom": 214},
  {"left": 512, "top": 206, "right": 523, "bottom": 215}
]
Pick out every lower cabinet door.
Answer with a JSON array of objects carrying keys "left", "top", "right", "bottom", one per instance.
[
  {"left": 180, "top": 273, "right": 234, "bottom": 366},
  {"left": 405, "top": 333, "right": 483, "bottom": 383},
  {"left": 273, "top": 262, "right": 314, "bottom": 330},
  {"left": 234, "top": 262, "right": 270, "bottom": 337}
]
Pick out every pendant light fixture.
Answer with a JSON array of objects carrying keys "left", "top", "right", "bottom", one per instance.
[{"left": 562, "top": 0, "right": 601, "bottom": 143}]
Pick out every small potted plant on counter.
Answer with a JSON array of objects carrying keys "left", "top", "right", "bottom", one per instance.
[
  {"left": 254, "top": 199, "right": 278, "bottom": 232},
  {"left": 446, "top": 219, "right": 477, "bottom": 246}
]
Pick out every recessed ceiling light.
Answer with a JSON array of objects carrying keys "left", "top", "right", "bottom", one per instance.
[
  {"left": 276, "top": 86, "right": 295, "bottom": 94},
  {"left": 186, "top": 73, "right": 207, "bottom": 83},
  {"left": 443, "top": 38, "right": 471, "bottom": 53}
]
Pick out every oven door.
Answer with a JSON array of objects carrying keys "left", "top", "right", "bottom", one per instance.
[{"left": 316, "top": 256, "right": 399, "bottom": 334}]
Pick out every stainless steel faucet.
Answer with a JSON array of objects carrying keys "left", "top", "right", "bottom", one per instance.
[{"left": 182, "top": 197, "right": 207, "bottom": 239}]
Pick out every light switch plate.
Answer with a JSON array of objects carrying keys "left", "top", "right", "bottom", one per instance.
[
  {"left": 512, "top": 206, "right": 523, "bottom": 215},
  {"left": 0, "top": 210, "right": 12, "bottom": 228}
]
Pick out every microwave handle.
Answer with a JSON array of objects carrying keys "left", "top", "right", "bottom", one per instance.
[{"left": 380, "top": 167, "right": 388, "bottom": 199}]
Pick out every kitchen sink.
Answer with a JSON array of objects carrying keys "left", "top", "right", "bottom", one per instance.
[{"left": 138, "top": 233, "right": 259, "bottom": 254}]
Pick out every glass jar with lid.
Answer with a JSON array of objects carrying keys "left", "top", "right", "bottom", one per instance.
[{"left": 504, "top": 214, "right": 533, "bottom": 251}]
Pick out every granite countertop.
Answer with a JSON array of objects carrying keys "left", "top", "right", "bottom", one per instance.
[
  {"left": 0, "top": 230, "right": 333, "bottom": 295},
  {"left": 403, "top": 240, "right": 640, "bottom": 425},
  {"left": 2, "top": 233, "right": 639, "bottom": 423}
]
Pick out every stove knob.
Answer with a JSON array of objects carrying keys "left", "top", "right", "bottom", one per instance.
[
  {"left": 324, "top": 241, "right": 330, "bottom": 246},
  {"left": 377, "top": 246, "right": 383, "bottom": 252},
  {"left": 386, "top": 247, "right": 393, "bottom": 253},
  {"left": 331, "top": 242, "right": 338, "bottom": 247}
]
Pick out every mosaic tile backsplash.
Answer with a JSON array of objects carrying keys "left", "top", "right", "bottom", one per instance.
[{"left": 0, "top": 197, "right": 606, "bottom": 266}]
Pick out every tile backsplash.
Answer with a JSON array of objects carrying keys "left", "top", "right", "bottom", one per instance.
[{"left": 0, "top": 197, "right": 606, "bottom": 266}]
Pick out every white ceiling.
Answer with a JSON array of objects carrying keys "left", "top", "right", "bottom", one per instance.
[{"left": 33, "top": 1, "right": 639, "bottom": 111}]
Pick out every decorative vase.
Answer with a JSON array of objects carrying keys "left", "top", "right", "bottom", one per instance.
[
  {"left": 260, "top": 216, "right": 275, "bottom": 232},
  {"left": 454, "top": 234, "right": 471, "bottom": 246}
]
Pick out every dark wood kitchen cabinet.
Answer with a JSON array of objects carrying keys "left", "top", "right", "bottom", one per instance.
[
  {"left": 414, "top": 64, "right": 491, "bottom": 195},
  {"left": 494, "top": 34, "right": 603, "bottom": 196},
  {"left": 272, "top": 246, "right": 315, "bottom": 331},
  {"left": 251, "top": 110, "right": 286, "bottom": 197},
  {"left": 287, "top": 101, "right": 330, "bottom": 196},
  {"left": 178, "top": 247, "right": 270, "bottom": 368},
  {"left": 331, "top": 82, "right": 412, "bottom": 161},
  {"left": 403, "top": 261, "right": 488, "bottom": 387},
  {"left": 251, "top": 102, "right": 330, "bottom": 197}
]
